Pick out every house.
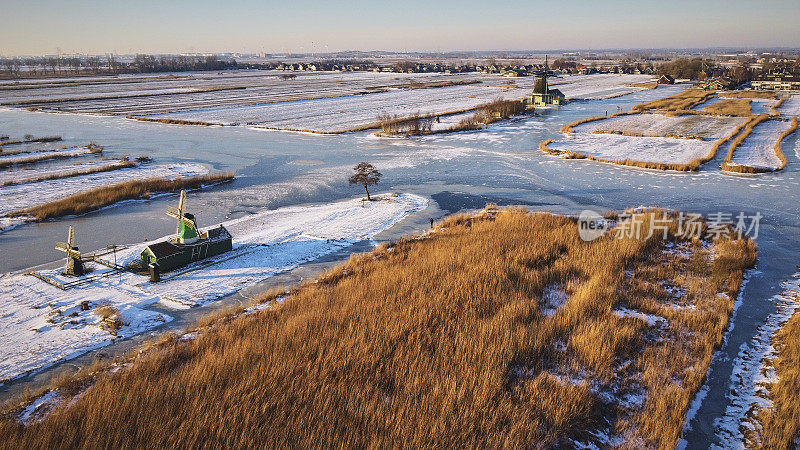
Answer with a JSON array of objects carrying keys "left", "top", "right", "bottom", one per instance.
[
  {"left": 140, "top": 225, "right": 232, "bottom": 272},
  {"left": 525, "top": 56, "right": 566, "bottom": 107},
  {"left": 698, "top": 77, "right": 738, "bottom": 91},
  {"left": 139, "top": 190, "right": 233, "bottom": 273},
  {"left": 657, "top": 74, "right": 675, "bottom": 85},
  {"left": 751, "top": 72, "right": 800, "bottom": 91}
]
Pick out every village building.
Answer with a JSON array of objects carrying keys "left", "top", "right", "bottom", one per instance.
[
  {"left": 657, "top": 74, "right": 675, "bottom": 85},
  {"left": 697, "top": 77, "right": 738, "bottom": 91},
  {"left": 751, "top": 72, "right": 800, "bottom": 91}
]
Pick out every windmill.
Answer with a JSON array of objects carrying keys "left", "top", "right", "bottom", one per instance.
[
  {"left": 166, "top": 190, "right": 199, "bottom": 244},
  {"left": 55, "top": 226, "right": 85, "bottom": 276}
]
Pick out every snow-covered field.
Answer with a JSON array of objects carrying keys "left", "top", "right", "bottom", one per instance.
[
  {"left": 0, "top": 163, "right": 208, "bottom": 231},
  {"left": 777, "top": 94, "right": 800, "bottom": 117},
  {"left": 550, "top": 73, "right": 653, "bottom": 100},
  {"left": 0, "top": 146, "right": 96, "bottom": 166},
  {"left": 0, "top": 159, "right": 126, "bottom": 185},
  {"left": 750, "top": 98, "right": 780, "bottom": 115},
  {"left": 0, "top": 193, "right": 427, "bottom": 383},
  {"left": 576, "top": 113, "right": 747, "bottom": 140},
  {"left": 1, "top": 70, "right": 654, "bottom": 133},
  {"left": 726, "top": 119, "right": 793, "bottom": 170},
  {"left": 548, "top": 132, "right": 713, "bottom": 165}
]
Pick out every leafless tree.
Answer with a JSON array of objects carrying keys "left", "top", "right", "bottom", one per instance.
[{"left": 349, "top": 162, "right": 382, "bottom": 201}]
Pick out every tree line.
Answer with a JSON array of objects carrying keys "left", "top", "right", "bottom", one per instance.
[{"left": 0, "top": 54, "right": 238, "bottom": 78}]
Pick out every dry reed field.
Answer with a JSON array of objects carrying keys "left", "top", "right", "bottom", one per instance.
[
  {"left": 0, "top": 207, "right": 756, "bottom": 449},
  {"left": 701, "top": 99, "right": 753, "bottom": 116},
  {"left": 632, "top": 89, "right": 715, "bottom": 113},
  {"left": 753, "top": 298, "right": 800, "bottom": 449},
  {"left": 9, "top": 172, "right": 233, "bottom": 220}
]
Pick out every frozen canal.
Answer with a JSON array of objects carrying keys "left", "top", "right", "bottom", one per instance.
[{"left": 0, "top": 82, "right": 799, "bottom": 447}]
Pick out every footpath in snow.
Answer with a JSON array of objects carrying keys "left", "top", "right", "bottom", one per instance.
[{"left": 0, "top": 193, "right": 427, "bottom": 383}]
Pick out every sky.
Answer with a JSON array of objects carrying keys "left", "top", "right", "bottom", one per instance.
[{"left": 2, "top": 0, "right": 799, "bottom": 56}]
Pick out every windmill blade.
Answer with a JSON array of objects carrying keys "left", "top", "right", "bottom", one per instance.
[
  {"left": 67, "top": 226, "right": 75, "bottom": 247},
  {"left": 166, "top": 206, "right": 181, "bottom": 218},
  {"left": 55, "top": 242, "right": 70, "bottom": 252}
]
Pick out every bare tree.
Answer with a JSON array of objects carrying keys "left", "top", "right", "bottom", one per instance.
[{"left": 349, "top": 162, "right": 381, "bottom": 201}]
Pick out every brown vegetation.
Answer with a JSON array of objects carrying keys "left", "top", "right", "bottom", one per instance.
[
  {"left": 719, "top": 91, "right": 778, "bottom": 100},
  {"left": 752, "top": 298, "right": 800, "bottom": 448},
  {"left": 10, "top": 172, "right": 233, "bottom": 220},
  {"left": 450, "top": 99, "right": 527, "bottom": 132},
  {"left": 774, "top": 116, "right": 798, "bottom": 170},
  {"left": 0, "top": 208, "right": 756, "bottom": 448},
  {"left": 770, "top": 97, "right": 786, "bottom": 116},
  {"left": 126, "top": 116, "right": 218, "bottom": 126},
  {"left": 628, "top": 81, "right": 659, "bottom": 89},
  {"left": 632, "top": 89, "right": 715, "bottom": 113},
  {"left": 701, "top": 99, "right": 752, "bottom": 116}
]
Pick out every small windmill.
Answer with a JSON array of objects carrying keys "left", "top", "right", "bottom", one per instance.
[
  {"left": 55, "top": 226, "right": 85, "bottom": 276},
  {"left": 166, "top": 190, "right": 199, "bottom": 244}
]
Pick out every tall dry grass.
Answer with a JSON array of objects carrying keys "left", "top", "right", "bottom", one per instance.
[
  {"left": 753, "top": 298, "right": 800, "bottom": 448},
  {"left": 10, "top": 172, "right": 233, "bottom": 220},
  {"left": 773, "top": 116, "right": 797, "bottom": 171},
  {"left": 0, "top": 208, "right": 755, "bottom": 449},
  {"left": 632, "top": 89, "right": 715, "bottom": 113},
  {"left": 770, "top": 98, "right": 786, "bottom": 116},
  {"left": 702, "top": 99, "right": 752, "bottom": 117},
  {"left": 719, "top": 91, "right": 777, "bottom": 100}
]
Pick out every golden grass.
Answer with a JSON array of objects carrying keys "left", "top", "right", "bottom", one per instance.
[
  {"left": 0, "top": 159, "right": 136, "bottom": 187},
  {"left": 126, "top": 116, "right": 218, "bottom": 126},
  {"left": 773, "top": 117, "right": 798, "bottom": 170},
  {"left": 770, "top": 98, "right": 786, "bottom": 116},
  {"left": 720, "top": 114, "right": 771, "bottom": 172},
  {"left": 753, "top": 298, "right": 800, "bottom": 448},
  {"left": 9, "top": 172, "right": 233, "bottom": 220},
  {"left": 0, "top": 208, "right": 756, "bottom": 448},
  {"left": 702, "top": 99, "right": 752, "bottom": 117},
  {"left": 629, "top": 81, "right": 659, "bottom": 89},
  {"left": 719, "top": 91, "right": 778, "bottom": 100},
  {"left": 0, "top": 144, "right": 102, "bottom": 169},
  {"left": 632, "top": 89, "right": 715, "bottom": 113}
]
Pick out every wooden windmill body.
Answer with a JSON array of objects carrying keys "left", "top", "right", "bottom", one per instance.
[
  {"left": 55, "top": 226, "right": 85, "bottom": 276},
  {"left": 166, "top": 190, "right": 199, "bottom": 244}
]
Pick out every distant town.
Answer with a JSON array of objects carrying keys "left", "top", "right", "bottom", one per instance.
[{"left": 2, "top": 50, "right": 799, "bottom": 90}]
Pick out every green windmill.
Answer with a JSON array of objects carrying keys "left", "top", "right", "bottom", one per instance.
[{"left": 166, "top": 190, "right": 199, "bottom": 244}]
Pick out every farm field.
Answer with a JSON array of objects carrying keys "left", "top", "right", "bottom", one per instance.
[
  {"left": 0, "top": 71, "right": 654, "bottom": 133},
  {"left": 576, "top": 112, "right": 747, "bottom": 139},
  {"left": 0, "top": 193, "right": 426, "bottom": 383},
  {"left": 545, "top": 132, "right": 714, "bottom": 166},
  {"left": 545, "top": 89, "right": 800, "bottom": 172},
  {"left": 725, "top": 119, "right": 794, "bottom": 171}
]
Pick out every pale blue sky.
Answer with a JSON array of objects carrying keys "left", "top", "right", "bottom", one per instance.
[{"left": 2, "top": 0, "right": 799, "bottom": 55}]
